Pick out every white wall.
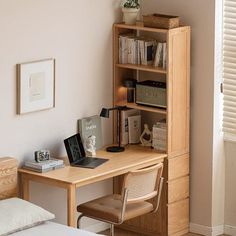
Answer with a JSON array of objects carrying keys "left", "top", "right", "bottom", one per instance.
[
  {"left": 0, "top": 0, "right": 121, "bottom": 231},
  {"left": 142, "top": 0, "right": 225, "bottom": 234}
]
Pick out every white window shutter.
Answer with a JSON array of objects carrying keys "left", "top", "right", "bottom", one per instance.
[{"left": 223, "top": 0, "right": 236, "bottom": 140}]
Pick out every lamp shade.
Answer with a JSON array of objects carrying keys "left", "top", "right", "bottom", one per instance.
[
  {"left": 123, "top": 78, "right": 137, "bottom": 88},
  {"left": 100, "top": 108, "right": 110, "bottom": 118}
]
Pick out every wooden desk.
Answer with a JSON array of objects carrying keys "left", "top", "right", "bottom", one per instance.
[{"left": 18, "top": 145, "right": 166, "bottom": 228}]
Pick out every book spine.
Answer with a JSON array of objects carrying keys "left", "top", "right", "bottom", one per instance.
[
  {"left": 162, "top": 42, "right": 167, "bottom": 69},
  {"left": 120, "top": 110, "right": 129, "bottom": 145},
  {"left": 154, "top": 42, "right": 163, "bottom": 67}
]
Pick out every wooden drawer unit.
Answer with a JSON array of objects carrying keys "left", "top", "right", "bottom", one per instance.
[
  {"left": 168, "top": 154, "right": 189, "bottom": 180},
  {"left": 168, "top": 176, "right": 189, "bottom": 203},
  {"left": 168, "top": 198, "right": 189, "bottom": 235}
]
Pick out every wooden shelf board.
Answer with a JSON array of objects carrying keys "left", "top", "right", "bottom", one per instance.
[
  {"left": 116, "top": 63, "right": 167, "bottom": 74},
  {"left": 116, "top": 101, "right": 167, "bottom": 114},
  {"left": 114, "top": 23, "right": 169, "bottom": 33}
]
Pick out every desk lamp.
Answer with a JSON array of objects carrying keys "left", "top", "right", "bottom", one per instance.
[{"left": 100, "top": 106, "right": 126, "bottom": 152}]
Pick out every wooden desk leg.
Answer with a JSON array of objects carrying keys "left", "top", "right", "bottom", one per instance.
[
  {"left": 22, "top": 175, "right": 30, "bottom": 201},
  {"left": 67, "top": 184, "right": 76, "bottom": 227}
]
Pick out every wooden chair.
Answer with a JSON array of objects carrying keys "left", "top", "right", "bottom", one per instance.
[{"left": 77, "top": 162, "right": 164, "bottom": 236}]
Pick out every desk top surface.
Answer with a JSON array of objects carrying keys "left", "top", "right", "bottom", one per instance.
[{"left": 18, "top": 145, "right": 166, "bottom": 187}]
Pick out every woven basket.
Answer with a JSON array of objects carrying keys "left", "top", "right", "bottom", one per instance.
[{"left": 143, "top": 13, "right": 179, "bottom": 29}]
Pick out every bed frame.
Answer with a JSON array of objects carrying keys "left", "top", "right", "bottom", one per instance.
[{"left": 0, "top": 157, "right": 18, "bottom": 200}]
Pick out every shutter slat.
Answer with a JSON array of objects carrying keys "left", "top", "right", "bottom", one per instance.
[{"left": 223, "top": 0, "right": 236, "bottom": 137}]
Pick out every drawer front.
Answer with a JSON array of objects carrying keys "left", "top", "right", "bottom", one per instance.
[
  {"left": 168, "top": 198, "right": 189, "bottom": 235},
  {"left": 168, "top": 176, "right": 189, "bottom": 203},
  {"left": 168, "top": 154, "right": 189, "bottom": 180}
]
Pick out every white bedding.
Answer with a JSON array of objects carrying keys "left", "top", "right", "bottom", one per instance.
[{"left": 10, "top": 221, "right": 102, "bottom": 236}]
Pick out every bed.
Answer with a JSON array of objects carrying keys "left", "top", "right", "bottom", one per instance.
[{"left": 0, "top": 157, "right": 102, "bottom": 236}]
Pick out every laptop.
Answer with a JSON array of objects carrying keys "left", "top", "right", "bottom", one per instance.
[{"left": 64, "top": 133, "right": 108, "bottom": 169}]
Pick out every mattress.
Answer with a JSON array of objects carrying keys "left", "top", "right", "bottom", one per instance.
[{"left": 10, "top": 221, "right": 102, "bottom": 236}]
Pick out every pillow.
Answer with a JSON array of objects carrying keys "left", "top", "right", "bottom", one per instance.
[{"left": 0, "top": 197, "right": 55, "bottom": 236}]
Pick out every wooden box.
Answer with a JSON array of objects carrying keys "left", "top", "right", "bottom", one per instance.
[{"left": 143, "top": 13, "right": 179, "bottom": 29}]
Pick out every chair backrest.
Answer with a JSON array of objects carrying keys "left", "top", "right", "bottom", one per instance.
[{"left": 122, "top": 162, "right": 163, "bottom": 203}]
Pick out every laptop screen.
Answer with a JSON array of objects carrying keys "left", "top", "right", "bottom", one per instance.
[{"left": 64, "top": 133, "right": 86, "bottom": 163}]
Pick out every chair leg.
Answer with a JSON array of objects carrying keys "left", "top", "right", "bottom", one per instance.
[
  {"left": 77, "top": 214, "right": 84, "bottom": 228},
  {"left": 110, "top": 224, "right": 114, "bottom": 236}
]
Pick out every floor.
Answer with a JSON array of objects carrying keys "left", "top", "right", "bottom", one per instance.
[{"left": 100, "top": 228, "right": 201, "bottom": 236}]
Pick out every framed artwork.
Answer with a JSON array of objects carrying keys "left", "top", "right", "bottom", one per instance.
[{"left": 17, "top": 58, "right": 55, "bottom": 114}]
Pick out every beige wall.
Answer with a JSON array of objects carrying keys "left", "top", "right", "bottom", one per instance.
[
  {"left": 0, "top": 0, "right": 121, "bottom": 230},
  {"left": 142, "top": 0, "right": 225, "bottom": 231}
]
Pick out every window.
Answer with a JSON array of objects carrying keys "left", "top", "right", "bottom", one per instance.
[{"left": 223, "top": 0, "right": 236, "bottom": 140}]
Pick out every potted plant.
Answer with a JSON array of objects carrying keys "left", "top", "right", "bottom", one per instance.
[{"left": 121, "top": 0, "right": 140, "bottom": 25}]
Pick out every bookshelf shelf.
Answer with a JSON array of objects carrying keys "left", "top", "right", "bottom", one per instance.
[
  {"left": 114, "top": 23, "right": 169, "bottom": 33},
  {"left": 116, "top": 63, "right": 167, "bottom": 74},
  {"left": 116, "top": 101, "right": 167, "bottom": 114},
  {"left": 113, "top": 23, "right": 190, "bottom": 236}
]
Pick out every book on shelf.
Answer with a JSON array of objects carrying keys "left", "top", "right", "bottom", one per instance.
[
  {"left": 128, "top": 115, "right": 141, "bottom": 144},
  {"left": 24, "top": 158, "right": 64, "bottom": 171},
  {"left": 162, "top": 42, "right": 167, "bottom": 69},
  {"left": 78, "top": 115, "right": 102, "bottom": 149},
  {"left": 120, "top": 108, "right": 141, "bottom": 145},
  {"left": 153, "top": 42, "right": 167, "bottom": 68},
  {"left": 23, "top": 164, "right": 64, "bottom": 173},
  {"left": 118, "top": 34, "right": 158, "bottom": 66}
]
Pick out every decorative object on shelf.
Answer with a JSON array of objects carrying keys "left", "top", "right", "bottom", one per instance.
[
  {"left": 78, "top": 115, "right": 102, "bottom": 149},
  {"left": 152, "top": 120, "right": 166, "bottom": 151},
  {"left": 143, "top": 13, "right": 179, "bottom": 29},
  {"left": 17, "top": 58, "right": 55, "bottom": 114},
  {"left": 121, "top": 0, "right": 140, "bottom": 25},
  {"left": 140, "top": 124, "right": 152, "bottom": 147},
  {"left": 100, "top": 106, "right": 126, "bottom": 152},
  {"left": 123, "top": 78, "right": 137, "bottom": 102},
  {"left": 34, "top": 150, "right": 50, "bottom": 162},
  {"left": 84, "top": 135, "right": 96, "bottom": 157},
  {"left": 136, "top": 80, "right": 167, "bottom": 108}
]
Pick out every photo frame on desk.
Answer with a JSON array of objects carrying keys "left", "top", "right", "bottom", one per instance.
[{"left": 17, "top": 58, "right": 55, "bottom": 114}]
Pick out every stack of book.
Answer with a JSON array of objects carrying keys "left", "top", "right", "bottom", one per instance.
[
  {"left": 152, "top": 121, "right": 167, "bottom": 151},
  {"left": 24, "top": 158, "right": 64, "bottom": 173},
  {"left": 119, "top": 34, "right": 167, "bottom": 68}
]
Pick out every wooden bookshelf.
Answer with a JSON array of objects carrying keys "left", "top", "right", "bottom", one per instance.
[{"left": 113, "top": 23, "right": 190, "bottom": 236}]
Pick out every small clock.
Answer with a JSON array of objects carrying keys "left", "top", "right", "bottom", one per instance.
[{"left": 34, "top": 150, "right": 50, "bottom": 162}]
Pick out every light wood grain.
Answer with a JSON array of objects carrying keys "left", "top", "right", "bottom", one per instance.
[
  {"left": 168, "top": 154, "right": 189, "bottom": 181},
  {"left": 168, "top": 176, "right": 189, "bottom": 203},
  {"left": 168, "top": 199, "right": 189, "bottom": 235},
  {"left": 113, "top": 23, "right": 190, "bottom": 236},
  {"left": 19, "top": 145, "right": 166, "bottom": 228},
  {"left": 116, "top": 64, "right": 167, "bottom": 74},
  {"left": 167, "top": 27, "right": 190, "bottom": 158},
  {"left": 0, "top": 157, "right": 17, "bottom": 200},
  {"left": 67, "top": 184, "right": 76, "bottom": 227},
  {"left": 116, "top": 101, "right": 167, "bottom": 114},
  {"left": 19, "top": 146, "right": 166, "bottom": 188}
]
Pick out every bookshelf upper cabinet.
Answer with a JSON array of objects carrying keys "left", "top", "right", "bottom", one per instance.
[
  {"left": 113, "top": 22, "right": 190, "bottom": 236},
  {"left": 113, "top": 23, "right": 190, "bottom": 157}
]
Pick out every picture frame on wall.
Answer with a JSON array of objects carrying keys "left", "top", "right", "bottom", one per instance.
[{"left": 17, "top": 58, "right": 55, "bottom": 114}]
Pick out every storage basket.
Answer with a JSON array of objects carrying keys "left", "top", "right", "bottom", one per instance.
[{"left": 143, "top": 13, "right": 179, "bottom": 29}]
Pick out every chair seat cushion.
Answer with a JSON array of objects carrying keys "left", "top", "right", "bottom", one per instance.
[{"left": 77, "top": 194, "right": 153, "bottom": 224}]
